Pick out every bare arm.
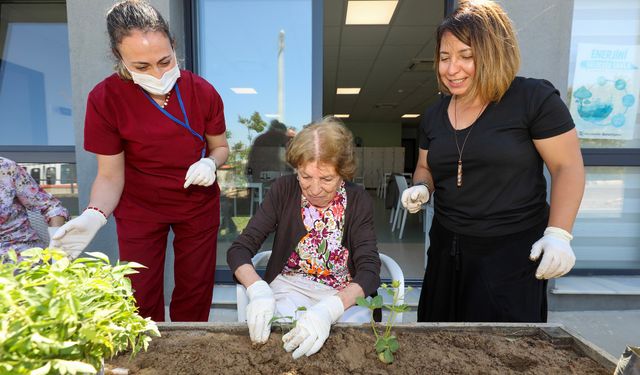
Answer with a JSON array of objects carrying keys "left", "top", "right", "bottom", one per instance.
[
  {"left": 412, "top": 148, "right": 434, "bottom": 191},
  {"left": 533, "top": 128, "right": 585, "bottom": 232},
  {"left": 88, "top": 153, "right": 125, "bottom": 217},
  {"left": 234, "top": 263, "right": 262, "bottom": 288},
  {"left": 48, "top": 216, "right": 66, "bottom": 227},
  {"left": 205, "top": 132, "right": 229, "bottom": 168},
  {"left": 336, "top": 283, "right": 365, "bottom": 309}
]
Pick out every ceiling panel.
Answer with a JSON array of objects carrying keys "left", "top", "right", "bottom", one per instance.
[
  {"left": 341, "top": 25, "right": 389, "bottom": 46},
  {"left": 339, "top": 44, "right": 380, "bottom": 61},
  {"left": 323, "top": 0, "right": 443, "bottom": 124},
  {"left": 324, "top": 26, "right": 341, "bottom": 46},
  {"left": 393, "top": 0, "right": 444, "bottom": 26},
  {"left": 324, "top": 0, "right": 344, "bottom": 27},
  {"left": 386, "top": 26, "right": 434, "bottom": 45}
]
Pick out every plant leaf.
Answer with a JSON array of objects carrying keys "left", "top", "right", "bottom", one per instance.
[
  {"left": 371, "top": 295, "right": 383, "bottom": 309},
  {"left": 84, "top": 251, "right": 110, "bottom": 263},
  {"left": 355, "top": 296, "right": 370, "bottom": 308},
  {"left": 388, "top": 336, "right": 399, "bottom": 352}
]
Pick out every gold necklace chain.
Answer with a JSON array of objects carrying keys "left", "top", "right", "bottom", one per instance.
[{"left": 453, "top": 96, "right": 486, "bottom": 188}]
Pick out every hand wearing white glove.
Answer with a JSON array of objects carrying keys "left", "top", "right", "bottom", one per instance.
[
  {"left": 401, "top": 184, "right": 431, "bottom": 213},
  {"left": 246, "top": 280, "right": 276, "bottom": 344},
  {"left": 282, "top": 295, "right": 344, "bottom": 359},
  {"left": 49, "top": 209, "right": 107, "bottom": 259},
  {"left": 184, "top": 157, "right": 216, "bottom": 188},
  {"left": 529, "top": 226, "right": 576, "bottom": 279}
]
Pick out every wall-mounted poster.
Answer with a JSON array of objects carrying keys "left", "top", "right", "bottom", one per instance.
[{"left": 569, "top": 43, "right": 639, "bottom": 140}]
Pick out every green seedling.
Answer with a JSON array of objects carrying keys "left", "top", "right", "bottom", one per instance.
[
  {"left": 356, "top": 280, "right": 411, "bottom": 364},
  {"left": 269, "top": 306, "right": 307, "bottom": 333}
]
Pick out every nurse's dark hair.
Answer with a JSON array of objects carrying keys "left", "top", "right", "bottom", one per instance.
[
  {"left": 434, "top": 0, "right": 520, "bottom": 102},
  {"left": 106, "top": 0, "right": 175, "bottom": 79}
]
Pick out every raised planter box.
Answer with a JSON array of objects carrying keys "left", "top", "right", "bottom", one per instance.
[{"left": 106, "top": 322, "right": 617, "bottom": 374}]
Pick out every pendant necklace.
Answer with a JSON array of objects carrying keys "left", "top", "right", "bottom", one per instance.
[{"left": 453, "top": 96, "right": 486, "bottom": 188}]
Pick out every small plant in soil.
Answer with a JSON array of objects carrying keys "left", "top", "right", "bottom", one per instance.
[
  {"left": 0, "top": 248, "right": 160, "bottom": 374},
  {"left": 268, "top": 306, "right": 307, "bottom": 333},
  {"left": 356, "top": 280, "right": 411, "bottom": 364}
]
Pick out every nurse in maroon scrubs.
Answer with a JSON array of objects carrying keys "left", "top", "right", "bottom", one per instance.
[{"left": 50, "top": 0, "right": 229, "bottom": 322}]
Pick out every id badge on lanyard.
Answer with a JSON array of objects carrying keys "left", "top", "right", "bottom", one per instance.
[{"left": 143, "top": 83, "right": 206, "bottom": 158}]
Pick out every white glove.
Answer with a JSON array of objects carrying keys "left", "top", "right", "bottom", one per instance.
[
  {"left": 49, "top": 209, "right": 107, "bottom": 259},
  {"left": 184, "top": 157, "right": 216, "bottom": 188},
  {"left": 401, "top": 184, "right": 430, "bottom": 213},
  {"left": 246, "top": 280, "right": 276, "bottom": 344},
  {"left": 529, "top": 226, "right": 576, "bottom": 279},
  {"left": 282, "top": 295, "right": 344, "bottom": 359}
]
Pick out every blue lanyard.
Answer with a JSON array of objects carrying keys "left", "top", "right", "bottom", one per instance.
[{"left": 143, "top": 83, "right": 206, "bottom": 158}]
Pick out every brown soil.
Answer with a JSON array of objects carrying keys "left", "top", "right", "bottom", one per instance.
[{"left": 106, "top": 327, "right": 610, "bottom": 375}]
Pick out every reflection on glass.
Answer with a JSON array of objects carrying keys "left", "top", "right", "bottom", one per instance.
[
  {"left": 20, "top": 162, "right": 79, "bottom": 217},
  {"left": 198, "top": 0, "right": 313, "bottom": 247},
  {"left": 0, "top": 3, "right": 74, "bottom": 146},
  {"left": 573, "top": 167, "right": 640, "bottom": 269}
]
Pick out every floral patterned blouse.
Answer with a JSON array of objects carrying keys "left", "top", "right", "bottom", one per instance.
[
  {"left": 282, "top": 181, "right": 352, "bottom": 290},
  {"left": 0, "top": 157, "right": 69, "bottom": 254}
]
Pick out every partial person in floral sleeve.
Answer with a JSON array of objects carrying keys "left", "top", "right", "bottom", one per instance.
[
  {"left": 0, "top": 157, "right": 68, "bottom": 254},
  {"left": 227, "top": 117, "right": 381, "bottom": 359}
]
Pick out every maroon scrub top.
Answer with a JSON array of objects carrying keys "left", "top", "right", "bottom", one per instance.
[{"left": 84, "top": 70, "right": 225, "bottom": 223}]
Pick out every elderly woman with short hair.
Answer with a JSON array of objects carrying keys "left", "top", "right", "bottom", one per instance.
[{"left": 227, "top": 117, "right": 380, "bottom": 359}]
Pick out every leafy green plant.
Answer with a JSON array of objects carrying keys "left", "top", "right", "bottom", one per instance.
[
  {"left": 0, "top": 248, "right": 160, "bottom": 374},
  {"left": 269, "top": 306, "right": 307, "bottom": 332},
  {"left": 356, "top": 280, "right": 411, "bottom": 364}
]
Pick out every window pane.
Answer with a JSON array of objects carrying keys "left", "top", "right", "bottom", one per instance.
[
  {"left": 19, "top": 162, "right": 80, "bottom": 217},
  {"left": 197, "top": 0, "right": 313, "bottom": 267},
  {"left": 568, "top": 0, "right": 640, "bottom": 148},
  {"left": 574, "top": 166, "right": 640, "bottom": 270},
  {"left": 0, "top": 3, "right": 74, "bottom": 146}
]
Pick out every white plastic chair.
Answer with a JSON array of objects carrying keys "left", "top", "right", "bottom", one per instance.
[
  {"left": 391, "top": 175, "right": 409, "bottom": 239},
  {"left": 378, "top": 172, "right": 391, "bottom": 199},
  {"left": 236, "top": 251, "right": 405, "bottom": 323}
]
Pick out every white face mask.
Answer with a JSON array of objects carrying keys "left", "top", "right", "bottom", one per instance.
[{"left": 124, "top": 60, "right": 180, "bottom": 95}]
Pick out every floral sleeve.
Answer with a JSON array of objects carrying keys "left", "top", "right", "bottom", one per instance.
[{"left": 13, "top": 163, "right": 69, "bottom": 223}]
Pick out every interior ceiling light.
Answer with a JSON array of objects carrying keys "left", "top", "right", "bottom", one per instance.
[
  {"left": 402, "top": 114, "right": 420, "bottom": 118},
  {"left": 345, "top": 1, "right": 398, "bottom": 25},
  {"left": 230, "top": 87, "right": 257, "bottom": 94},
  {"left": 336, "top": 87, "right": 361, "bottom": 94},
  {"left": 333, "top": 114, "right": 350, "bottom": 118}
]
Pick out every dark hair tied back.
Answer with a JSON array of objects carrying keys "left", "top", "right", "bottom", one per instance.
[{"left": 106, "top": 0, "right": 174, "bottom": 78}]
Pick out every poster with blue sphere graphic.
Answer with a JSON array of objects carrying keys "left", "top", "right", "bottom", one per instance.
[{"left": 569, "top": 43, "right": 639, "bottom": 140}]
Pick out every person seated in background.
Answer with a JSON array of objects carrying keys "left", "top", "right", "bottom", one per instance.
[
  {"left": 227, "top": 117, "right": 381, "bottom": 359},
  {"left": 0, "top": 157, "right": 68, "bottom": 255}
]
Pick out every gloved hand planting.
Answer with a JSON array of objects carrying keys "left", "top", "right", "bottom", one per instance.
[
  {"left": 282, "top": 295, "right": 344, "bottom": 359},
  {"left": 246, "top": 280, "right": 276, "bottom": 344},
  {"left": 401, "top": 184, "right": 430, "bottom": 213},
  {"left": 184, "top": 157, "right": 216, "bottom": 188},
  {"left": 529, "top": 226, "right": 576, "bottom": 279},
  {"left": 49, "top": 209, "right": 107, "bottom": 259}
]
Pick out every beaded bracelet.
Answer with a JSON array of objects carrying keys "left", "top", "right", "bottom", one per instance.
[{"left": 86, "top": 206, "right": 108, "bottom": 220}]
